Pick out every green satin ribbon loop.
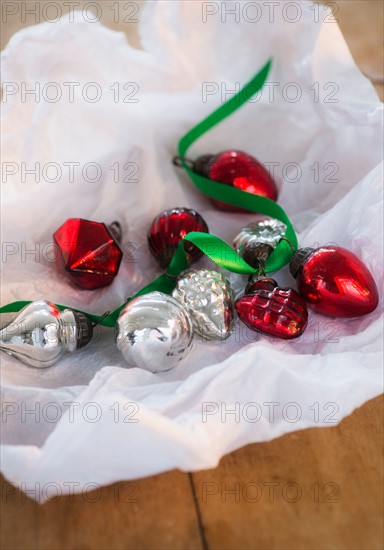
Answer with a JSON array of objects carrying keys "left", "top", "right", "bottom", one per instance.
[
  {"left": 1, "top": 59, "right": 298, "bottom": 328},
  {"left": 176, "top": 58, "right": 297, "bottom": 272}
]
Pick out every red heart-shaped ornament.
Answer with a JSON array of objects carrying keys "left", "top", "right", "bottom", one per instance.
[{"left": 236, "top": 278, "right": 308, "bottom": 339}]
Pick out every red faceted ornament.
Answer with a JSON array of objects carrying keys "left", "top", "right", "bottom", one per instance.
[
  {"left": 236, "top": 278, "right": 308, "bottom": 339},
  {"left": 290, "top": 246, "right": 379, "bottom": 318},
  {"left": 53, "top": 218, "right": 123, "bottom": 290},
  {"left": 192, "top": 150, "right": 278, "bottom": 212},
  {"left": 147, "top": 207, "right": 209, "bottom": 269}
]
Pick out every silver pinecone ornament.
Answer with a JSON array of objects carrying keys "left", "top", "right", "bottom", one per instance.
[
  {"left": 233, "top": 218, "right": 287, "bottom": 268},
  {"left": 172, "top": 269, "right": 235, "bottom": 341}
]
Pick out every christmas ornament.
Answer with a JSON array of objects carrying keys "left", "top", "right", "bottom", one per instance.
[
  {"left": 0, "top": 300, "right": 93, "bottom": 368},
  {"left": 53, "top": 218, "right": 123, "bottom": 290},
  {"left": 236, "top": 278, "right": 308, "bottom": 339},
  {"left": 147, "top": 207, "right": 209, "bottom": 269},
  {"left": 233, "top": 218, "right": 287, "bottom": 268},
  {"left": 172, "top": 269, "right": 235, "bottom": 340},
  {"left": 191, "top": 150, "right": 277, "bottom": 212},
  {"left": 115, "top": 291, "right": 194, "bottom": 372},
  {"left": 290, "top": 246, "right": 379, "bottom": 317}
]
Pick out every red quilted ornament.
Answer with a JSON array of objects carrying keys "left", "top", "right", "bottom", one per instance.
[
  {"left": 193, "top": 150, "right": 278, "bottom": 212},
  {"left": 53, "top": 218, "right": 122, "bottom": 290},
  {"left": 147, "top": 207, "right": 209, "bottom": 269},
  {"left": 236, "top": 278, "right": 308, "bottom": 339},
  {"left": 290, "top": 246, "right": 379, "bottom": 317}
]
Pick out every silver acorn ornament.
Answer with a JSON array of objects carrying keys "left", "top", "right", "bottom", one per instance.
[
  {"left": 172, "top": 269, "right": 235, "bottom": 341},
  {"left": 0, "top": 300, "right": 93, "bottom": 368},
  {"left": 115, "top": 291, "right": 194, "bottom": 372},
  {"left": 233, "top": 218, "right": 287, "bottom": 268}
]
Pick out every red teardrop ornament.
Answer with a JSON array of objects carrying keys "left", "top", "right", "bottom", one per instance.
[
  {"left": 236, "top": 278, "right": 308, "bottom": 339},
  {"left": 193, "top": 150, "right": 277, "bottom": 212},
  {"left": 290, "top": 246, "right": 379, "bottom": 318},
  {"left": 147, "top": 207, "right": 209, "bottom": 269},
  {"left": 53, "top": 218, "right": 123, "bottom": 290}
]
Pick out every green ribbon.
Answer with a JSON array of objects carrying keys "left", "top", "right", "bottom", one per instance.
[
  {"left": 0, "top": 59, "right": 297, "bottom": 328},
  {"left": 176, "top": 58, "right": 297, "bottom": 272}
]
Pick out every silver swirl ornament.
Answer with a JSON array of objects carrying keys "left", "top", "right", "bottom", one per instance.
[
  {"left": 0, "top": 300, "right": 93, "bottom": 368},
  {"left": 172, "top": 269, "right": 235, "bottom": 341},
  {"left": 233, "top": 218, "right": 287, "bottom": 268},
  {"left": 115, "top": 291, "right": 194, "bottom": 372}
]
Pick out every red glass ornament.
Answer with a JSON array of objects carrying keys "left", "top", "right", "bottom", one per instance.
[
  {"left": 53, "top": 218, "right": 123, "bottom": 290},
  {"left": 147, "top": 207, "right": 209, "bottom": 269},
  {"left": 236, "top": 278, "right": 308, "bottom": 339},
  {"left": 290, "top": 246, "right": 379, "bottom": 318},
  {"left": 193, "top": 150, "right": 278, "bottom": 212}
]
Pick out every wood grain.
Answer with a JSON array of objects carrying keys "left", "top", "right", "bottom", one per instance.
[
  {"left": 0, "top": 471, "right": 203, "bottom": 550},
  {"left": 192, "top": 395, "right": 383, "bottom": 550},
  {"left": 1, "top": 1, "right": 383, "bottom": 549},
  {"left": 1, "top": 396, "right": 382, "bottom": 550}
]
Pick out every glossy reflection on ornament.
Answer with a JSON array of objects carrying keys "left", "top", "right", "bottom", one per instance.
[
  {"left": 0, "top": 300, "right": 93, "bottom": 368},
  {"left": 53, "top": 218, "right": 123, "bottom": 290},
  {"left": 290, "top": 246, "right": 379, "bottom": 317},
  {"left": 147, "top": 207, "right": 209, "bottom": 268},
  {"left": 172, "top": 268, "right": 235, "bottom": 340},
  {"left": 192, "top": 150, "right": 278, "bottom": 212},
  {"left": 236, "top": 278, "right": 308, "bottom": 339},
  {"left": 115, "top": 291, "right": 194, "bottom": 372}
]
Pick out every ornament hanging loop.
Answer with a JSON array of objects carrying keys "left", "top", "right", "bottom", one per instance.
[
  {"left": 257, "top": 258, "right": 267, "bottom": 277},
  {"left": 164, "top": 270, "right": 178, "bottom": 281},
  {"left": 92, "top": 310, "right": 111, "bottom": 327},
  {"left": 172, "top": 156, "right": 195, "bottom": 170},
  {"left": 278, "top": 236, "right": 296, "bottom": 253},
  {"left": 108, "top": 221, "right": 122, "bottom": 243},
  {"left": 247, "top": 258, "right": 266, "bottom": 286}
]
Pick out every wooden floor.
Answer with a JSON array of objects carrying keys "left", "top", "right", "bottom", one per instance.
[
  {"left": 1, "top": 395, "right": 383, "bottom": 550},
  {"left": 1, "top": 2, "right": 383, "bottom": 549}
]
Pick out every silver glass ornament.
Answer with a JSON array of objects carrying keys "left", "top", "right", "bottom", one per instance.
[
  {"left": 0, "top": 300, "right": 93, "bottom": 368},
  {"left": 172, "top": 269, "right": 235, "bottom": 341},
  {"left": 115, "top": 291, "right": 194, "bottom": 373},
  {"left": 233, "top": 218, "right": 287, "bottom": 267}
]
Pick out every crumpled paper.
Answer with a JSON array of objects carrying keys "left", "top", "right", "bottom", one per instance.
[{"left": 1, "top": 0, "right": 383, "bottom": 502}]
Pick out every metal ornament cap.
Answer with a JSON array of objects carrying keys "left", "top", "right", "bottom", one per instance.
[
  {"left": 289, "top": 247, "right": 314, "bottom": 279},
  {"left": 115, "top": 292, "right": 194, "bottom": 372},
  {"left": 0, "top": 300, "right": 93, "bottom": 368},
  {"left": 245, "top": 277, "right": 279, "bottom": 295},
  {"left": 172, "top": 269, "right": 236, "bottom": 341},
  {"left": 74, "top": 312, "right": 94, "bottom": 349},
  {"left": 192, "top": 154, "right": 215, "bottom": 176},
  {"left": 241, "top": 242, "right": 273, "bottom": 269}
]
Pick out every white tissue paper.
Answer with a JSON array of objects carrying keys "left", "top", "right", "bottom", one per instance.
[{"left": 1, "top": 0, "right": 383, "bottom": 502}]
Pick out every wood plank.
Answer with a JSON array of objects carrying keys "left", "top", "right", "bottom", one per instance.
[
  {"left": 191, "top": 395, "right": 383, "bottom": 550},
  {"left": 0, "top": 471, "right": 204, "bottom": 550},
  {"left": 1, "top": 398, "right": 382, "bottom": 550}
]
